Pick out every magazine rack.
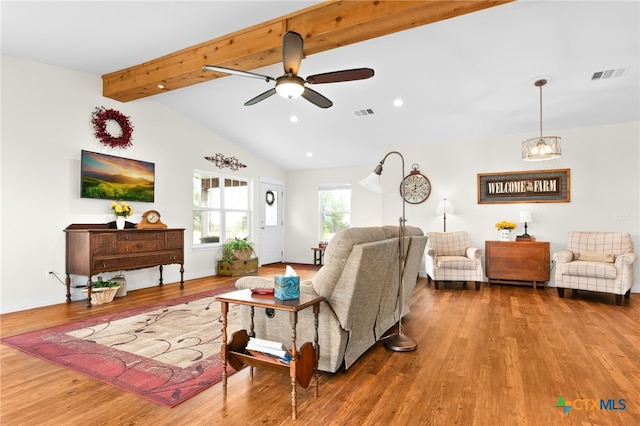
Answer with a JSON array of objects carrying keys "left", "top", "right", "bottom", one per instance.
[{"left": 215, "top": 289, "right": 324, "bottom": 420}]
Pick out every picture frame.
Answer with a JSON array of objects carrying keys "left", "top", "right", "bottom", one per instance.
[
  {"left": 81, "top": 150, "right": 155, "bottom": 202},
  {"left": 477, "top": 168, "right": 570, "bottom": 204}
]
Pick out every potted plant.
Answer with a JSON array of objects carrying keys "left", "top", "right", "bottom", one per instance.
[
  {"left": 495, "top": 220, "right": 517, "bottom": 241},
  {"left": 222, "top": 237, "right": 255, "bottom": 261},
  {"left": 81, "top": 278, "right": 121, "bottom": 305},
  {"left": 218, "top": 237, "right": 257, "bottom": 277}
]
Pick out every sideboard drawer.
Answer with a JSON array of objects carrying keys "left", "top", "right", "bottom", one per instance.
[
  {"left": 117, "top": 231, "right": 163, "bottom": 241},
  {"left": 119, "top": 251, "right": 184, "bottom": 269},
  {"left": 92, "top": 257, "right": 125, "bottom": 272},
  {"left": 117, "top": 240, "right": 165, "bottom": 254}
]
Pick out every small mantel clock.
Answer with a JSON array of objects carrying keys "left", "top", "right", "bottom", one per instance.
[{"left": 137, "top": 210, "right": 168, "bottom": 229}]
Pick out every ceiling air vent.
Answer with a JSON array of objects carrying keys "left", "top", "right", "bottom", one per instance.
[
  {"left": 591, "top": 67, "right": 627, "bottom": 81},
  {"left": 354, "top": 108, "right": 375, "bottom": 117}
]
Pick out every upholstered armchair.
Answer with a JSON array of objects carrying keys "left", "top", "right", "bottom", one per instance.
[
  {"left": 552, "top": 232, "right": 637, "bottom": 306},
  {"left": 425, "top": 231, "right": 484, "bottom": 291}
]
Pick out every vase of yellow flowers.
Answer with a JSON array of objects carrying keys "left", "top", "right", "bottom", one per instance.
[
  {"left": 111, "top": 201, "right": 133, "bottom": 229},
  {"left": 495, "top": 220, "right": 516, "bottom": 241}
]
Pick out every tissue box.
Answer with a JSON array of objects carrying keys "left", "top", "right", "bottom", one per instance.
[{"left": 274, "top": 275, "right": 300, "bottom": 300}]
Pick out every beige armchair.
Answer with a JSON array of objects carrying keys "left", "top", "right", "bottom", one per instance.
[
  {"left": 552, "top": 232, "right": 637, "bottom": 306},
  {"left": 425, "top": 231, "right": 483, "bottom": 291}
]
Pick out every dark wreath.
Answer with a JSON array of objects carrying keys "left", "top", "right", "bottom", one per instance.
[
  {"left": 91, "top": 107, "right": 134, "bottom": 148},
  {"left": 266, "top": 190, "right": 275, "bottom": 206}
]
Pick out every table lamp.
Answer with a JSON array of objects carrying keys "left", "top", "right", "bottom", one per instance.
[
  {"left": 435, "top": 198, "right": 455, "bottom": 232},
  {"left": 518, "top": 211, "right": 533, "bottom": 238}
]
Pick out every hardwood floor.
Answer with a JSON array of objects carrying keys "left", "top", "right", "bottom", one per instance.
[{"left": 2, "top": 266, "right": 639, "bottom": 425}]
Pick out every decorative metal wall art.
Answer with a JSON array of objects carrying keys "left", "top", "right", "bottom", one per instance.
[{"left": 204, "top": 153, "right": 247, "bottom": 171}]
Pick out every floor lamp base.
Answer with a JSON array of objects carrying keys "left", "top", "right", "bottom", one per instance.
[{"left": 384, "top": 333, "right": 417, "bottom": 352}]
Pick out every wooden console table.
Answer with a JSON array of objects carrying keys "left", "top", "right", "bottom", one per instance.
[
  {"left": 485, "top": 240, "right": 550, "bottom": 288},
  {"left": 216, "top": 289, "right": 324, "bottom": 420},
  {"left": 65, "top": 224, "right": 185, "bottom": 306}
]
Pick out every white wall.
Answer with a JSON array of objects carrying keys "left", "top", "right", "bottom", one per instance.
[
  {"left": 284, "top": 166, "right": 382, "bottom": 264},
  {"left": 0, "top": 56, "right": 284, "bottom": 313}
]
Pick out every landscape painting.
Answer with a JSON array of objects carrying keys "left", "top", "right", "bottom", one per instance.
[{"left": 81, "top": 150, "right": 155, "bottom": 202}]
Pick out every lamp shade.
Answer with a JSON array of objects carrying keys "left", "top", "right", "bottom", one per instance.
[
  {"left": 436, "top": 198, "right": 455, "bottom": 215},
  {"left": 519, "top": 211, "right": 533, "bottom": 223},
  {"left": 521, "top": 79, "right": 561, "bottom": 161},
  {"left": 522, "top": 136, "right": 561, "bottom": 161},
  {"left": 359, "top": 172, "right": 382, "bottom": 193}
]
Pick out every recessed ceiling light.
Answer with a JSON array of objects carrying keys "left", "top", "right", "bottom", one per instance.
[
  {"left": 290, "top": 115, "right": 299, "bottom": 123},
  {"left": 393, "top": 98, "right": 404, "bottom": 107},
  {"left": 158, "top": 84, "right": 165, "bottom": 89},
  {"left": 306, "top": 152, "right": 313, "bottom": 157}
]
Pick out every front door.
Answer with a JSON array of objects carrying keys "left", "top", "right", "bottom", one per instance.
[{"left": 259, "top": 180, "right": 284, "bottom": 265}]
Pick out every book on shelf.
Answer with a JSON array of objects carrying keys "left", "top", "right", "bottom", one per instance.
[
  {"left": 246, "top": 337, "right": 291, "bottom": 361},
  {"left": 247, "top": 349, "right": 290, "bottom": 365}
]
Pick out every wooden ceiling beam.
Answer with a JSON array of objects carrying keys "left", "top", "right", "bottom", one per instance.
[{"left": 102, "top": 0, "right": 513, "bottom": 102}]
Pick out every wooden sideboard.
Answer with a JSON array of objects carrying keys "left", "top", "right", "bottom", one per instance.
[
  {"left": 65, "top": 224, "right": 185, "bottom": 306},
  {"left": 485, "top": 240, "right": 550, "bottom": 288}
]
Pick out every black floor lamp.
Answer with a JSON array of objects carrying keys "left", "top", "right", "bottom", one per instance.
[{"left": 359, "top": 151, "right": 417, "bottom": 352}]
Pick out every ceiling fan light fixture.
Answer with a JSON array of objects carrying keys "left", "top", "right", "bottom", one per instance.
[
  {"left": 522, "top": 79, "right": 561, "bottom": 161},
  {"left": 275, "top": 75, "right": 305, "bottom": 98}
]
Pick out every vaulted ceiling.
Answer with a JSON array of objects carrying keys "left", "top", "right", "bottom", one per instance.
[
  {"left": 100, "top": 1, "right": 511, "bottom": 102},
  {"left": 2, "top": 1, "right": 638, "bottom": 170}
]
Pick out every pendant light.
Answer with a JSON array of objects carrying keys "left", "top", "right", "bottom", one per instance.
[{"left": 522, "top": 79, "right": 561, "bottom": 161}]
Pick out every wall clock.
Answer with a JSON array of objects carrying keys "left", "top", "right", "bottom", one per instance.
[
  {"left": 401, "top": 164, "right": 431, "bottom": 204},
  {"left": 138, "top": 210, "right": 167, "bottom": 229}
]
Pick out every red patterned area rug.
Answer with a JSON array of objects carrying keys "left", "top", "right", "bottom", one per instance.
[{"left": 1, "top": 286, "right": 242, "bottom": 407}]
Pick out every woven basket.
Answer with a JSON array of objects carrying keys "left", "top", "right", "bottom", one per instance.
[{"left": 81, "top": 286, "right": 120, "bottom": 305}]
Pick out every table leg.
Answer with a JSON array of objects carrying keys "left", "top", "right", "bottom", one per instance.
[
  {"left": 179, "top": 264, "right": 184, "bottom": 289},
  {"left": 290, "top": 311, "right": 298, "bottom": 420},
  {"left": 159, "top": 265, "right": 164, "bottom": 286},
  {"left": 86, "top": 277, "right": 92, "bottom": 308},
  {"left": 220, "top": 301, "right": 229, "bottom": 397},
  {"left": 314, "top": 302, "right": 320, "bottom": 398},
  {"left": 249, "top": 306, "right": 255, "bottom": 381},
  {"left": 65, "top": 274, "right": 72, "bottom": 303}
]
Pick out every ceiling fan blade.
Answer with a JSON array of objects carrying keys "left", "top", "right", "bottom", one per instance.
[
  {"left": 244, "top": 88, "right": 277, "bottom": 106},
  {"left": 203, "top": 65, "right": 274, "bottom": 82},
  {"left": 306, "top": 68, "right": 375, "bottom": 84},
  {"left": 282, "top": 31, "right": 303, "bottom": 75},
  {"left": 301, "top": 87, "right": 333, "bottom": 109}
]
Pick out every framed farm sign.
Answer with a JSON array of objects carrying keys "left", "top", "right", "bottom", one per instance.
[{"left": 477, "top": 168, "right": 570, "bottom": 204}]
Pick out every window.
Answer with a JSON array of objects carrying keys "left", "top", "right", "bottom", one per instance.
[
  {"left": 319, "top": 183, "right": 351, "bottom": 241},
  {"left": 193, "top": 170, "right": 251, "bottom": 246}
]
